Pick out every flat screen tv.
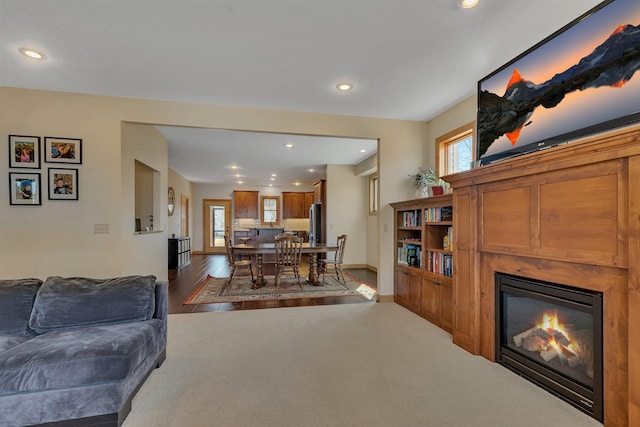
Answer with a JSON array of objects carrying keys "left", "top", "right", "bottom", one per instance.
[{"left": 477, "top": 0, "right": 640, "bottom": 166}]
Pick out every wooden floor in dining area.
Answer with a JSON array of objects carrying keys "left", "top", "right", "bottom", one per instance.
[{"left": 168, "top": 254, "right": 378, "bottom": 314}]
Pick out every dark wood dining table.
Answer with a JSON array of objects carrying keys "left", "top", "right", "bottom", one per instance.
[{"left": 232, "top": 242, "right": 338, "bottom": 288}]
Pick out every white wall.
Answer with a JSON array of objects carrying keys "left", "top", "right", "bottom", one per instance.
[{"left": 0, "top": 86, "right": 427, "bottom": 296}]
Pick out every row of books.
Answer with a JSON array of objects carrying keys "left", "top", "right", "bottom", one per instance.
[
  {"left": 425, "top": 251, "right": 453, "bottom": 277},
  {"left": 397, "top": 243, "right": 422, "bottom": 267},
  {"left": 400, "top": 210, "right": 421, "bottom": 228},
  {"left": 425, "top": 206, "right": 452, "bottom": 222}
]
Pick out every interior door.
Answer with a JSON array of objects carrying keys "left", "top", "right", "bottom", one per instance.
[
  {"left": 180, "top": 194, "right": 189, "bottom": 236},
  {"left": 203, "top": 199, "right": 231, "bottom": 254}
]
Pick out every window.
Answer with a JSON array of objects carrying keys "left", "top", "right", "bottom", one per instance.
[
  {"left": 260, "top": 196, "right": 280, "bottom": 225},
  {"left": 369, "top": 174, "right": 378, "bottom": 215},
  {"left": 436, "top": 121, "right": 476, "bottom": 177}
]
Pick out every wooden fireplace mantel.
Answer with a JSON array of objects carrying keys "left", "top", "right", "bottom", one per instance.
[{"left": 443, "top": 124, "right": 640, "bottom": 427}]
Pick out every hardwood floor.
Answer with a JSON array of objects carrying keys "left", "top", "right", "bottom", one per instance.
[{"left": 168, "top": 254, "right": 377, "bottom": 314}]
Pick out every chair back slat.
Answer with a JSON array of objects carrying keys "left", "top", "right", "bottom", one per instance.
[
  {"left": 335, "top": 234, "right": 347, "bottom": 263},
  {"left": 224, "top": 235, "right": 235, "bottom": 264},
  {"left": 274, "top": 235, "right": 303, "bottom": 267}
]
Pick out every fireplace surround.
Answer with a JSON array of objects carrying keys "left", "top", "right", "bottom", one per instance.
[
  {"left": 495, "top": 273, "right": 603, "bottom": 421},
  {"left": 444, "top": 124, "right": 640, "bottom": 426}
]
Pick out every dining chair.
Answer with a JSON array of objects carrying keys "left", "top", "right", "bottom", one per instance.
[
  {"left": 224, "top": 235, "right": 254, "bottom": 285},
  {"left": 273, "top": 234, "right": 303, "bottom": 294},
  {"left": 320, "top": 234, "right": 347, "bottom": 284}
]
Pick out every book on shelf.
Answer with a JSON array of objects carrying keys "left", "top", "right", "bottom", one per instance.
[
  {"left": 398, "top": 243, "right": 422, "bottom": 267},
  {"left": 425, "top": 206, "right": 453, "bottom": 222},
  {"left": 425, "top": 251, "right": 453, "bottom": 277},
  {"left": 401, "top": 209, "right": 422, "bottom": 228}
]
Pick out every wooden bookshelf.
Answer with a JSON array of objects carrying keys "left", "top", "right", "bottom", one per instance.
[{"left": 391, "top": 194, "right": 453, "bottom": 333}]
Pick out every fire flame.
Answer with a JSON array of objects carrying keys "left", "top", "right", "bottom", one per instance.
[{"left": 537, "top": 311, "right": 579, "bottom": 357}]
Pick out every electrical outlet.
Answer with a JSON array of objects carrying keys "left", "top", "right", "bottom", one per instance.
[{"left": 94, "top": 224, "right": 110, "bottom": 234}]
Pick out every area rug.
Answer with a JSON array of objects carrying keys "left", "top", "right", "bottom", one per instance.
[{"left": 183, "top": 272, "right": 376, "bottom": 304}]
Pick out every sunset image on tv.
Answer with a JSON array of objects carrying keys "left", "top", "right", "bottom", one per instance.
[{"left": 478, "top": 0, "right": 640, "bottom": 163}]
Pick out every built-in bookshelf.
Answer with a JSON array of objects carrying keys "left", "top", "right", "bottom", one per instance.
[{"left": 391, "top": 194, "right": 453, "bottom": 333}]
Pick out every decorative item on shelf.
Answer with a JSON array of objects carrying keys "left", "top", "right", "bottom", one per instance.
[
  {"left": 409, "top": 167, "right": 448, "bottom": 198},
  {"left": 167, "top": 187, "right": 175, "bottom": 216}
]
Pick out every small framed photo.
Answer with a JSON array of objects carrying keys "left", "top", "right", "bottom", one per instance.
[
  {"left": 44, "top": 137, "right": 82, "bottom": 164},
  {"left": 48, "top": 168, "right": 78, "bottom": 200},
  {"left": 9, "top": 172, "right": 41, "bottom": 205},
  {"left": 9, "top": 135, "right": 41, "bottom": 169}
]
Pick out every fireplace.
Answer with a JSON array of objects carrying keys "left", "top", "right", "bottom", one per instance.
[{"left": 495, "top": 273, "right": 603, "bottom": 421}]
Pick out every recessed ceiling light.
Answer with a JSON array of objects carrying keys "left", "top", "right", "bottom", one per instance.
[
  {"left": 284, "top": 143, "right": 294, "bottom": 149},
  {"left": 336, "top": 82, "right": 353, "bottom": 91},
  {"left": 457, "top": 0, "right": 479, "bottom": 9},
  {"left": 271, "top": 173, "right": 277, "bottom": 177},
  {"left": 308, "top": 168, "right": 315, "bottom": 173},
  {"left": 230, "top": 165, "right": 238, "bottom": 170},
  {"left": 270, "top": 177, "right": 275, "bottom": 181},
  {"left": 18, "top": 48, "right": 47, "bottom": 60},
  {"left": 360, "top": 149, "right": 366, "bottom": 153}
]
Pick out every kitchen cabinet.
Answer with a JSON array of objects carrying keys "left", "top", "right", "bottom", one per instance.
[
  {"left": 234, "top": 191, "right": 259, "bottom": 218},
  {"left": 304, "top": 192, "right": 314, "bottom": 218},
  {"left": 282, "top": 192, "right": 307, "bottom": 218},
  {"left": 313, "top": 180, "right": 325, "bottom": 204}
]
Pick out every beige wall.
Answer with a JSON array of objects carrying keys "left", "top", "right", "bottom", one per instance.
[
  {"left": 426, "top": 95, "right": 477, "bottom": 168},
  {"left": 0, "top": 86, "right": 430, "bottom": 294},
  {"left": 325, "top": 164, "right": 367, "bottom": 267},
  {"left": 120, "top": 122, "right": 168, "bottom": 277},
  {"left": 168, "top": 167, "right": 193, "bottom": 238}
]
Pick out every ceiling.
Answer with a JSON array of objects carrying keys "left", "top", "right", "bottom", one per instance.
[{"left": 0, "top": 0, "right": 602, "bottom": 185}]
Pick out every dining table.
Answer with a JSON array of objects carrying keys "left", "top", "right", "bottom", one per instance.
[{"left": 232, "top": 242, "right": 338, "bottom": 288}]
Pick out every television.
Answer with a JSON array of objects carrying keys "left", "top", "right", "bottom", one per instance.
[{"left": 477, "top": 0, "right": 640, "bottom": 166}]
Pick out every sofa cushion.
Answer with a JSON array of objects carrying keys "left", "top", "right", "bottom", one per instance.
[
  {"left": 0, "top": 335, "right": 33, "bottom": 353},
  {"left": 29, "top": 275, "right": 156, "bottom": 333},
  {"left": 0, "top": 279, "right": 42, "bottom": 335},
  {"left": 0, "top": 319, "right": 164, "bottom": 396}
]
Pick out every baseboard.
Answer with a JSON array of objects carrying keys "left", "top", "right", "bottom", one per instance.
[
  {"left": 377, "top": 294, "right": 394, "bottom": 303},
  {"left": 343, "top": 264, "right": 377, "bottom": 271}
]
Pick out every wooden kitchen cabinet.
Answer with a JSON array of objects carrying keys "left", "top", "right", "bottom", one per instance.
[
  {"left": 282, "top": 192, "right": 307, "bottom": 218},
  {"left": 313, "top": 180, "right": 325, "bottom": 204},
  {"left": 233, "top": 191, "right": 259, "bottom": 218},
  {"left": 304, "top": 192, "right": 314, "bottom": 218}
]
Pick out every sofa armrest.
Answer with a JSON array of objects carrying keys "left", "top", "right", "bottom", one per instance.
[{"left": 154, "top": 281, "right": 168, "bottom": 321}]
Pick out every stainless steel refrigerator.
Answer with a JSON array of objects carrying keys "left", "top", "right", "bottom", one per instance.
[{"left": 308, "top": 203, "right": 322, "bottom": 243}]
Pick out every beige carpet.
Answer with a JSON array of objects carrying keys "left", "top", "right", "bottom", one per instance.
[{"left": 123, "top": 303, "right": 602, "bottom": 427}]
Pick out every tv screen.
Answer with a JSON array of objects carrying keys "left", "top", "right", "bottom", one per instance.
[{"left": 477, "top": 0, "right": 640, "bottom": 166}]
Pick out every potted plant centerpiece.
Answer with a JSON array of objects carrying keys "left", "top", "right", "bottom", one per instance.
[{"left": 410, "top": 167, "right": 447, "bottom": 198}]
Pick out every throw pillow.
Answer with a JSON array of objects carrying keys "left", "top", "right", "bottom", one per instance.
[
  {"left": 0, "top": 279, "right": 42, "bottom": 334},
  {"left": 29, "top": 275, "right": 156, "bottom": 333}
]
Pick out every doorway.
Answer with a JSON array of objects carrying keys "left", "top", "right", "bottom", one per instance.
[
  {"left": 181, "top": 194, "right": 189, "bottom": 237},
  {"left": 203, "top": 199, "right": 231, "bottom": 254}
]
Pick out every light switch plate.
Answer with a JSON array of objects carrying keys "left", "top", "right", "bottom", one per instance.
[{"left": 94, "top": 224, "right": 110, "bottom": 234}]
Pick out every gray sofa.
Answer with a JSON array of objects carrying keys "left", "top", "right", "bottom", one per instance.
[{"left": 0, "top": 275, "right": 167, "bottom": 427}]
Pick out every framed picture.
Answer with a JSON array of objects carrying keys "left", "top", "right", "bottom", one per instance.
[
  {"left": 9, "top": 172, "right": 41, "bottom": 205},
  {"left": 44, "top": 137, "right": 82, "bottom": 164},
  {"left": 9, "top": 135, "right": 41, "bottom": 169},
  {"left": 48, "top": 168, "right": 78, "bottom": 200}
]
